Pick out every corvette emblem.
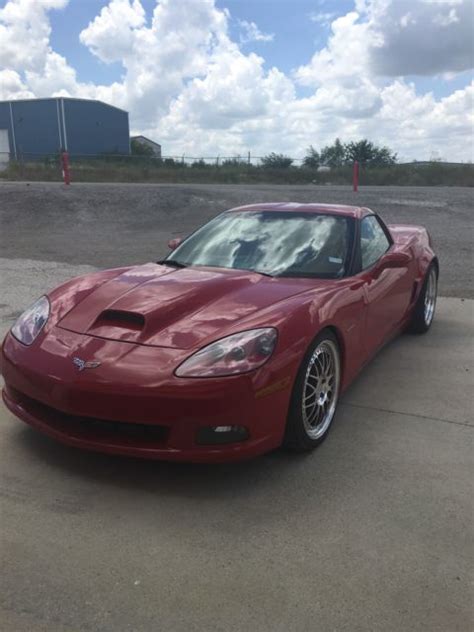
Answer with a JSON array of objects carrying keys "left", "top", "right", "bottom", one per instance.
[{"left": 73, "top": 357, "right": 101, "bottom": 372}]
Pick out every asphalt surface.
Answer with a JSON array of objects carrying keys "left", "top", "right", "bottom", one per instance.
[{"left": 0, "top": 183, "right": 473, "bottom": 631}]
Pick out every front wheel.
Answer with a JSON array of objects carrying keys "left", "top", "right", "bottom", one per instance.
[
  {"left": 409, "top": 263, "right": 438, "bottom": 334},
  {"left": 283, "top": 330, "right": 341, "bottom": 452}
]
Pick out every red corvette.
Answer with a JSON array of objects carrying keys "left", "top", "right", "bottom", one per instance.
[{"left": 1, "top": 203, "right": 438, "bottom": 462}]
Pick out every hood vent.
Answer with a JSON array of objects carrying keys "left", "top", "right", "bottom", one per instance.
[{"left": 92, "top": 310, "right": 145, "bottom": 332}]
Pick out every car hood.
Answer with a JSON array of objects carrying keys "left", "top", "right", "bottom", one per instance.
[{"left": 57, "top": 263, "right": 322, "bottom": 349}]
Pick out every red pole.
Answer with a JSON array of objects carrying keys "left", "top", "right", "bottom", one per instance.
[
  {"left": 353, "top": 160, "right": 359, "bottom": 192},
  {"left": 61, "top": 151, "right": 71, "bottom": 185}
]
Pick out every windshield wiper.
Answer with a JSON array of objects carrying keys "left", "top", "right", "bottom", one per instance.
[
  {"left": 158, "top": 261, "right": 274, "bottom": 276},
  {"left": 157, "top": 259, "right": 188, "bottom": 269}
]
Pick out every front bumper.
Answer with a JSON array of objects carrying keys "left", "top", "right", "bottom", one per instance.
[{"left": 1, "top": 329, "right": 293, "bottom": 463}]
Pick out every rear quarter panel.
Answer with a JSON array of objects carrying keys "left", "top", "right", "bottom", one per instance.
[{"left": 388, "top": 224, "right": 437, "bottom": 290}]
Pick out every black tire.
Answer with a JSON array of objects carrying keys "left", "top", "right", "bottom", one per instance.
[
  {"left": 408, "top": 263, "right": 438, "bottom": 334},
  {"left": 283, "top": 329, "right": 341, "bottom": 452}
]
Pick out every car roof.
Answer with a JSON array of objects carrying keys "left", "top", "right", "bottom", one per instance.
[{"left": 227, "top": 202, "right": 372, "bottom": 219}]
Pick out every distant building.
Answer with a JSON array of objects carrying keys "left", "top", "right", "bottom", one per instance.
[
  {"left": 131, "top": 135, "right": 162, "bottom": 158},
  {"left": 0, "top": 97, "right": 130, "bottom": 160}
]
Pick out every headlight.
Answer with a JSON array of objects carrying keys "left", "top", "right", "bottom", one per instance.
[
  {"left": 11, "top": 296, "right": 50, "bottom": 345},
  {"left": 175, "top": 328, "right": 278, "bottom": 377}
]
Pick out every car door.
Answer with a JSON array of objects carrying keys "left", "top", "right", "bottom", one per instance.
[{"left": 358, "top": 215, "right": 413, "bottom": 355}]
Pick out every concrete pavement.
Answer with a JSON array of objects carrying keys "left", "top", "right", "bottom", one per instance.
[{"left": 1, "top": 262, "right": 472, "bottom": 630}]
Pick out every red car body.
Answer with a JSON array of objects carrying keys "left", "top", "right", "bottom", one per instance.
[{"left": 1, "top": 204, "right": 436, "bottom": 462}]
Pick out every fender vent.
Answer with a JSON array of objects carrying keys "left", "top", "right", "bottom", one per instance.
[{"left": 93, "top": 310, "right": 145, "bottom": 331}]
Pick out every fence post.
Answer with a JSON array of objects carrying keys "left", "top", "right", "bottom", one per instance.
[
  {"left": 61, "top": 150, "right": 71, "bottom": 185},
  {"left": 353, "top": 160, "right": 359, "bottom": 192}
]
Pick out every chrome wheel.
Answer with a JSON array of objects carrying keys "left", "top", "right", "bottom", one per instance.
[
  {"left": 302, "top": 339, "right": 340, "bottom": 440},
  {"left": 424, "top": 268, "right": 437, "bottom": 326}
]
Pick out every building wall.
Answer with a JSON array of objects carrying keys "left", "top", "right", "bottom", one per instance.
[
  {"left": 0, "top": 98, "right": 130, "bottom": 159},
  {"left": 132, "top": 135, "right": 162, "bottom": 157},
  {"left": 64, "top": 100, "right": 129, "bottom": 155}
]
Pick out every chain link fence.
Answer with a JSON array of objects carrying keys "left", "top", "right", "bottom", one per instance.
[{"left": 0, "top": 151, "right": 472, "bottom": 186}]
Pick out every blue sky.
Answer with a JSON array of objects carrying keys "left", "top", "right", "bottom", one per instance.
[
  {"left": 46, "top": 0, "right": 472, "bottom": 98},
  {"left": 48, "top": 0, "right": 351, "bottom": 84},
  {"left": 1, "top": 0, "right": 473, "bottom": 160}
]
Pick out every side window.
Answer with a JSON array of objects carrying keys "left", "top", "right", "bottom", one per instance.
[{"left": 360, "top": 216, "right": 390, "bottom": 270}]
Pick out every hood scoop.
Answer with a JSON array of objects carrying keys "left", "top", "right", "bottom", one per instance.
[
  {"left": 85, "top": 310, "right": 147, "bottom": 342},
  {"left": 91, "top": 310, "right": 145, "bottom": 332}
]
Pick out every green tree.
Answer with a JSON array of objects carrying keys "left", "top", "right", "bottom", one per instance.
[
  {"left": 260, "top": 153, "right": 294, "bottom": 168},
  {"left": 320, "top": 138, "right": 346, "bottom": 168},
  {"left": 345, "top": 140, "right": 397, "bottom": 166},
  {"left": 302, "top": 145, "right": 320, "bottom": 169},
  {"left": 372, "top": 145, "right": 397, "bottom": 166},
  {"left": 131, "top": 139, "right": 155, "bottom": 157}
]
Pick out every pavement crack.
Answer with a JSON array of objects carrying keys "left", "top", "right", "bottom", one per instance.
[{"left": 341, "top": 401, "right": 473, "bottom": 428}]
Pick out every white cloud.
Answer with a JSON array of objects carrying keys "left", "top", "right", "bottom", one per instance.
[
  {"left": 0, "top": 0, "right": 68, "bottom": 73},
  {"left": 238, "top": 19, "right": 274, "bottom": 44},
  {"left": 77, "top": 0, "right": 233, "bottom": 126},
  {"left": 309, "top": 11, "right": 338, "bottom": 26},
  {"left": 433, "top": 7, "right": 459, "bottom": 26},
  {"left": 79, "top": 0, "right": 146, "bottom": 64},
  {"left": 25, "top": 51, "right": 83, "bottom": 97},
  {"left": 0, "top": 0, "right": 472, "bottom": 161},
  {"left": 296, "top": 12, "right": 375, "bottom": 86},
  {"left": 367, "top": 0, "right": 472, "bottom": 76},
  {"left": 399, "top": 13, "right": 415, "bottom": 28},
  {"left": 0, "top": 69, "right": 34, "bottom": 99}
]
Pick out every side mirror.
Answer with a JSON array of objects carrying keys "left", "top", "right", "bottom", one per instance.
[
  {"left": 167, "top": 237, "right": 183, "bottom": 250},
  {"left": 381, "top": 250, "right": 411, "bottom": 269}
]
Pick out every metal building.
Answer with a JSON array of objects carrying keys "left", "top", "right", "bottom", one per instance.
[
  {"left": 131, "top": 135, "right": 162, "bottom": 158},
  {"left": 0, "top": 97, "right": 130, "bottom": 160}
]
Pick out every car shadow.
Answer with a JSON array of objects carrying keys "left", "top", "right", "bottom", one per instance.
[{"left": 14, "top": 424, "right": 320, "bottom": 502}]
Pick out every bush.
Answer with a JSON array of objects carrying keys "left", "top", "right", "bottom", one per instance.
[
  {"left": 191, "top": 159, "right": 210, "bottom": 169},
  {"left": 221, "top": 157, "right": 248, "bottom": 167},
  {"left": 260, "top": 153, "right": 294, "bottom": 169}
]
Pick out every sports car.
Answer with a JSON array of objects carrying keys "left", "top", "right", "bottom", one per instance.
[{"left": 1, "top": 203, "right": 438, "bottom": 462}]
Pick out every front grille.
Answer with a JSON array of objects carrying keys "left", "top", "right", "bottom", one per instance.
[{"left": 8, "top": 387, "right": 169, "bottom": 445}]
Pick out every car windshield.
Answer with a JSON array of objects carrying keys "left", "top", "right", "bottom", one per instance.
[{"left": 166, "top": 211, "right": 352, "bottom": 278}]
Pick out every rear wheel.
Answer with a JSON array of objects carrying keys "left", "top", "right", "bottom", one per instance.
[
  {"left": 409, "top": 263, "right": 438, "bottom": 334},
  {"left": 284, "top": 330, "right": 341, "bottom": 452}
]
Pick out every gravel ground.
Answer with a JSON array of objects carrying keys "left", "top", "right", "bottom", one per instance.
[{"left": 0, "top": 181, "right": 473, "bottom": 298}]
